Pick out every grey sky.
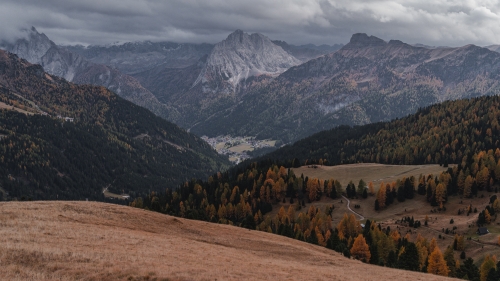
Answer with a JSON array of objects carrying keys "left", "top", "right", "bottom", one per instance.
[{"left": 1, "top": 0, "right": 500, "bottom": 47}]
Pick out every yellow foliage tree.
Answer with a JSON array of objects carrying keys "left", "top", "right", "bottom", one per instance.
[
  {"left": 427, "top": 247, "right": 449, "bottom": 277},
  {"left": 368, "top": 181, "right": 375, "bottom": 195},
  {"left": 464, "top": 175, "right": 474, "bottom": 198},
  {"left": 485, "top": 209, "right": 491, "bottom": 224},
  {"left": 377, "top": 183, "right": 387, "bottom": 209},
  {"left": 428, "top": 238, "right": 438, "bottom": 255},
  {"left": 480, "top": 254, "right": 497, "bottom": 281},
  {"left": 337, "top": 213, "right": 361, "bottom": 240},
  {"left": 350, "top": 234, "right": 371, "bottom": 263}
]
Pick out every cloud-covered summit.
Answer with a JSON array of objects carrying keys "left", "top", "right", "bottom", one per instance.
[{"left": 1, "top": 0, "right": 500, "bottom": 47}]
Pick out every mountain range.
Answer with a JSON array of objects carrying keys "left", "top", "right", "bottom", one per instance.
[
  {"left": 5, "top": 28, "right": 500, "bottom": 146},
  {"left": 187, "top": 33, "right": 500, "bottom": 142}
]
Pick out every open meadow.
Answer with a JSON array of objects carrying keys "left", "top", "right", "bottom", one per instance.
[
  {"left": 293, "top": 163, "right": 452, "bottom": 188},
  {"left": 0, "top": 201, "right": 457, "bottom": 281}
]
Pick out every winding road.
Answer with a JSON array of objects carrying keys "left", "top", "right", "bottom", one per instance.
[{"left": 342, "top": 195, "right": 364, "bottom": 220}]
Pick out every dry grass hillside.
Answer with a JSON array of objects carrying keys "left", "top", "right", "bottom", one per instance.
[
  {"left": 0, "top": 201, "right": 458, "bottom": 281},
  {"left": 292, "top": 163, "right": 451, "bottom": 187}
]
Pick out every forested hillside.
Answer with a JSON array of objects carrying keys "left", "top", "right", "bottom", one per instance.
[
  {"left": 130, "top": 94, "right": 500, "bottom": 279},
  {"left": 0, "top": 50, "right": 230, "bottom": 200},
  {"left": 259, "top": 95, "right": 500, "bottom": 167}
]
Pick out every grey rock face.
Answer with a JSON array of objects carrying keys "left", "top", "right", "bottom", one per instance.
[{"left": 193, "top": 30, "right": 302, "bottom": 94}]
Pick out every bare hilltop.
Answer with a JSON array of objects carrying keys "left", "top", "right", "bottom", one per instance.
[{"left": 0, "top": 201, "right": 457, "bottom": 280}]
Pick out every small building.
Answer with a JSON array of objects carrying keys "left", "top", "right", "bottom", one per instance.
[{"left": 477, "top": 227, "right": 489, "bottom": 235}]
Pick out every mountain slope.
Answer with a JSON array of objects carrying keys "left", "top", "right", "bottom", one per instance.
[
  {"left": 249, "top": 94, "right": 500, "bottom": 168},
  {"left": 189, "top": 33, "right": 500, "bottom": 142},
  {"left": 0, "top": 49, "right": 230, "bottom": 200},
  {"left": 0, "top": 201, "right": 454, "bottom": 281},
  {"left": 272, "top": 40, "right": 343, "bottom": 62},
  {"left": 2, "top": 27, "right": 172, "bottom": 120}
]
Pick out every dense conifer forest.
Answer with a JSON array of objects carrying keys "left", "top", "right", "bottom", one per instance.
[{"left": 0, "top": 50, "right": 230, "bottom": 200}]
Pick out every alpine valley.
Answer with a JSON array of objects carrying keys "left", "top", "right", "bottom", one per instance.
[{"left": 0, "top": 49, "right": 230, "bottom": 200}]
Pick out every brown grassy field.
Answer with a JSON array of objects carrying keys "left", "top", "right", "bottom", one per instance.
[
  {"left": 0, "top": 101, "right": 34, "bottom": 115},
  {"left": 0, "top": 201, "right": 458, "bottom": 281},
  {"left": 293, "top": 163, "right": 452, "bottom": 188}
]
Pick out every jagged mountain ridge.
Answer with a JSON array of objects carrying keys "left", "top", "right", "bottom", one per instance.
[
  {"left": 65, "top": 41, "right": 214, "bottom": 74},
  {"left": 1, "top": 27, "right": 173, "bottom": 120},
  {"left": 188, "top": 33, "right": 500, "bottom": 142}
]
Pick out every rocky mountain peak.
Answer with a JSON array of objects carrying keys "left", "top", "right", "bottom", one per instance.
[
  {"left": 347, "top": 33, "right": 386, "bottom": 48},
  {"left": 8, "top": 27, "right": 55, "bottom": 64},
  {"left": 194, "top": 30, "right": 301, "bottom": 93}
]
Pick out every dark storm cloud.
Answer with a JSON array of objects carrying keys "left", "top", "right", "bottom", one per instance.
[{"left": 1, "top": 0, "right": 500, "bottom": 46}]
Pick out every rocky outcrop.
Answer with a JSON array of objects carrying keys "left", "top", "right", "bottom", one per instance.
[{"left": 193, "top": 30, "right": 301, "bottom": 94}]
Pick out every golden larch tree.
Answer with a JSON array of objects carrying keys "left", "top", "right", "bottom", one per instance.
[
  {"left": 377, "top": 183, "right": 387, "bottom": 209},
  {"left": 480, "top": 254, "right": 497, "bottom": 281},
  {"left": 427, "top": 247, "right": 449, "bottom": 277},
  {"left": 368, "top": 181, "right": 375, "bottom": 195},
  {"left": 350, "top": 234, "right": 371, "bottom": 262},
  {"left": 428, "top": 238, "right": 438, "bottom": 255}
]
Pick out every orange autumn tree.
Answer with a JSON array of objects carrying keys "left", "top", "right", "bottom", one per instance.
[
  {"left": 350, "top": 234, "right": 371, "bottom": 263},
  {"left": 337, "top": 213, "right": 361, "bottom": 240},
  {"left": 427, "top": 247, "right": 449, "bottom": 277},
  {"left": 480, "top": 254, "right": 497, "bottom": 281}
]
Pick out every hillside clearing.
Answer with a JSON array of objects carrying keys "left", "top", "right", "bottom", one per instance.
[
  {"left": 0, "top": 201, "right": 456, "bottom": 281},
  {"left": 293, "top": 163, "right": 452, "bottom": 188}
]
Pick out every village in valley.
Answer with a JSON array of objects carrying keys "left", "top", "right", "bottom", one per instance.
[{"left": 201, "top": 135, "right": 276, "bottom": 164}]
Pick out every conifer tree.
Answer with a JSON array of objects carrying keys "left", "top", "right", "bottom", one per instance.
[
  {"left": 427, "top": 247, "right": 449, "bottom": 276},
  {"left": 480, "top": 255, "right": 497, "bottom": 281},
  {"left": 350, "top": 234, "right": 371, "bottom": 263}
]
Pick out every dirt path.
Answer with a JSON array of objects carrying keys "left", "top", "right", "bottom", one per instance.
[{"left": 342, "top": 195, "right": 364, "bottom": 220}]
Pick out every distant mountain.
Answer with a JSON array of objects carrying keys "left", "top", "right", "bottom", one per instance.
[
  {"left": 1, "top": 27, "right": 172, "bottom": 120},
  {"left": 193, "top": 30, "right": 301, "bottom": 94},
  {"left": 0, "top": 49, "right": 230, "bottom": 200},
  {"left": 131, "top": 30, "right": 302, "bottom": 130},
  {"left": 484, "top": 44, "right": 500, "bottom": 53},
  {"left": 187, "top": 33, "right": 500, "bottom": 142},
  {"left": 65, "top": 41, "right": 214, "bottom": 74},
  {"left": 272, "top": 40, "right": 343, "bottom": 62}
]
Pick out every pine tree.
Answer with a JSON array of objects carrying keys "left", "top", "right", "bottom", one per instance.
[
  {"left": 457, "top": 257, "right": 480, "bottom": 280},
  {"left": 427, "top": 247, "right": 449, "bottom": 276},
  {"left": 350, "top": 234, "right": 371, "bottom": 263},
  {"left": 444, "top": 245, "right": 457, "bottom": 277},
  {"left": 398, "top": 242, "right": 420, "bottom": 271},
  {"left": 357, "top": 179, "right": 366, "bottom": 196}
]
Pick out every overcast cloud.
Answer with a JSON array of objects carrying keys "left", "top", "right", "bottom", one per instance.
[{"left": 1, "top": 0, "right": 500, "bottom": 47}]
